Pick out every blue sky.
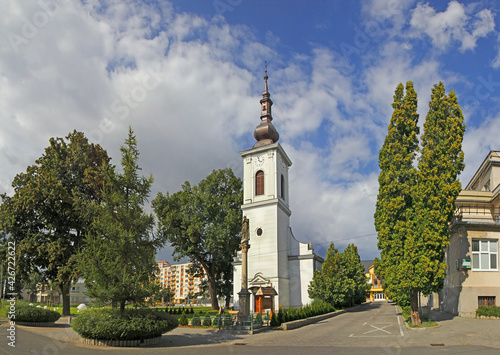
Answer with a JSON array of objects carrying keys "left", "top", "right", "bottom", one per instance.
[{"left": 1, "top": 0, "right": 500, "bottom": 262}]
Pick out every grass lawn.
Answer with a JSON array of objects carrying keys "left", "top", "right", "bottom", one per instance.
[
  {"left": 0, "top": 300, "right": 96, "bottom": 317},
  {"left": 401, "top": 308, "right": 438, "bottom": 328}
]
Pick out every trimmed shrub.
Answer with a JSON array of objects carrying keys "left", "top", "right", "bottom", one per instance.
[
  {"left": 179, "top": 311, "right": 188, "bottom": 326},
  {"left": 270, "top": 312, "right": 279, "bottom": 327},
  {"left": 282, "top": 308, "right": 289, "bottom": 322},
  {"left": 191, "top": 311, "right": 201, "bottom": 326},
  {"left": 277, "top": 308, "right": 284, "bottom": 324},
  {"left": 15, "top": 306, "right": 60, "bottom": 323},
  {"left": 223, "top": 315, "right": 232, "bottom": 327},
  {"left": 476, "top": 306, "right": 500, "bottom": 318},
  {"left": 212, "top": 316, "right": 221, "bottom": 328},
  {"left": 71, "top": 309, "right": 178, "bottom": 341},
  {"left": 254, "top": 313, "right": 263, "bottom": 325},
  {"left": 202, "top": 312, "right": 212, "bottom": 327}
]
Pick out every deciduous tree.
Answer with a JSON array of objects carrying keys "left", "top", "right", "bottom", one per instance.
[
  {"left": 153, "top": 168, "right": 242, "bottom": 310},
  {"left": 308, "top": 242, "right": 367, "bottom": 308},
  {"left": 375, "top": 82, "right": 465, "bottom": 324},
  {"left": 0, "top": 131, "right": 109, "bottom": 315},
  {"left": 374, "top": 82, "right": 419, "bottom": 309}
]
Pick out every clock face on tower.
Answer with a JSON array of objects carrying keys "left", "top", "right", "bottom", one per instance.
[{"left": 255, "top": 155, "right": 265, "bottom": 166}]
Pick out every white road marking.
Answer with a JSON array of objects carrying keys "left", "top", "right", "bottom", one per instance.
[
  {"left": 363, "top": 324, "right": 391, "bottom": 335},
  {"left": 396, "top": 305, "right": 405, "bottom": 336}
]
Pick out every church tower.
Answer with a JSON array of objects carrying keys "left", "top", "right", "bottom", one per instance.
[{"left": 233, "top": 68, "right": 323, "bottom": 312}]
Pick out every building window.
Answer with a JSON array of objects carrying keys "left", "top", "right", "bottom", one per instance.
[
  {"left": 280, "top": 174, "right": 285, "bottom": 199},
  {"left": 472, "top": 239, "right": 498, "bottom": 271},
  {"left": 255, "top": 171, "right": 264, "bottom": 195},
  {"left": 478, "top": 296, "right": 496, "bottom": 307}
]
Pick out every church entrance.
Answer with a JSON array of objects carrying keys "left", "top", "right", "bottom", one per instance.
[{"left": 253, "top": 286, "right": 277, "bottom": 313}]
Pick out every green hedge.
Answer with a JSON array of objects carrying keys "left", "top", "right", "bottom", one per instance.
[
  {"left": 191, "top": 312, "right": 201, "bottom": 326},
  {"left": 202, "top": 312, "right": 212, "bottom": 327},
  {"left": 71, "top": 309, "right": 178, "bottom": 341},
  {"left": 476, "top": 306, "right": 500, "bottom": 318},
  {"left": 179, "top": 311, "right": 188, "bottom": 326},
  {"left": 15, "top": 306, "right": 61, "bottom": 323},
  {"left": 269, "top": 300, "right": 335, "bottom": 326}
]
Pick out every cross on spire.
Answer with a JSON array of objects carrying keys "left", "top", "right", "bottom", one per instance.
[{"left": 253, "top": 62, "right": 279, "bottom": 148}]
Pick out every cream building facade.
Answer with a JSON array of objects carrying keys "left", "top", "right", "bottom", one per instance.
[
  {"left": 232, "top": 71, "right": 323, "bottom": 312},
  {"left": 157, "top": 261, "right": 206, "bottom": 304},
  {"left": 440, "top": 151, "right": 500, "bottom": 316}
]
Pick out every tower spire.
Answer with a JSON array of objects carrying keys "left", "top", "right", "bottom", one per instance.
[
  {"left": 253, "top": 62, "right": 279, "bottom": 148},
  {"left": 264, "top": 61, "right": 269, "bottom": 95}
]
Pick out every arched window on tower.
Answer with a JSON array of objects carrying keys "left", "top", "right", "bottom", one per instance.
[
  {"left": 280, "top": 174, "right": 285, "bottom": 200},
  {"left": 256, "top": 170, "right": 264, "bottom": 195}
]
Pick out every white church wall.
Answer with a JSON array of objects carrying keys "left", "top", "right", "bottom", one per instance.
[
  {"left": 299, "top": 257, "right": 316, "bottom": 305},
  {"left": 288, "top": 258, "right": 302, "bottom": 307}
]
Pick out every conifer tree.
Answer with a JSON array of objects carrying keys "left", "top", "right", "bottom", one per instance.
[{"left": 78, "top": 127, "right": 161, "bottom": 312}]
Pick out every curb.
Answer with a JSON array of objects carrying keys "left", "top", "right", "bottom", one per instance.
[
  {"left": 281, "top": 304, "right": 369, "bottom": 331},
  {"left": 79, "top": 335, "right": 162, "bottom": 347},
  {"left": 281, "top": 310, "right": 346, "bottom": 330},
  {"left": 16, "top": 321, "right": 56, "bottom": 327}
]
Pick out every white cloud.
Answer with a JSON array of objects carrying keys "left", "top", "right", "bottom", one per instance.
[
  {"left": 461, "top": 114, "right": 500, "bottom": 185},
  {"left": 2, "top": 0, "right": 493, "bottom": 263},
  {"left": 284, "top": 143, "right": 379, "bottom": 259},
  {"left": 409, "top": 1, "right": 495, "bottom": 52}
]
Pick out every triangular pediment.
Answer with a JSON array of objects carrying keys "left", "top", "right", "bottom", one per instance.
[{"left": 249, "top": 272, "right": 270, "bottom": 286}]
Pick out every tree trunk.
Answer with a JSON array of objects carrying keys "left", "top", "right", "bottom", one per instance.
[
  {"left": 225, "top": 295, "right": 230, "bottom": 308},
  {"left": 207, "top": 273, "right": 219, "bottom": 310},
  {"left": 60, "top": 282, "right": 71, "bottom": 316},
  {"left": 120, "top": 300, "right": 125, "bottom": 313},
  {"left": 410, "top": 288, "right": 421, "bottom": 325}
]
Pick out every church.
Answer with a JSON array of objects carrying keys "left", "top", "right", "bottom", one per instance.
[{"left": 232, "top": 70, "right": 324, "bottom": 312}]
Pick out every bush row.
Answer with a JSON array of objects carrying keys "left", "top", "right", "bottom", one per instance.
[
  {"left": 270, "top": 300, "right": 335, "bottom": 327},
  {"left": 476, "top": 306, "right": 500, "bottom": 318},
  {"left": 164, "top": 307, "right": 194, "bottom": 315},
  {"left": 71, "top": 309, "right": 178, "bottom": 341},
  {"left": 180, "top": 311, "right": 232, "bottom": 327}
]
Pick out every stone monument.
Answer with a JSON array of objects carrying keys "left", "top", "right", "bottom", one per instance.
[{"left": 238, "top": 216, "right": 251, "bottom": 317}]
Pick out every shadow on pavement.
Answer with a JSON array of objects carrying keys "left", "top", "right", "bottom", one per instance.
[
  {"left": 427, "top": 308, "right": 456, "bottom": 322},
  {"left": 345, "top": 302, "right": 381, "bottom": 313},
  {"left": 151, "top": 329, "right": 248, "bottom": 348}
]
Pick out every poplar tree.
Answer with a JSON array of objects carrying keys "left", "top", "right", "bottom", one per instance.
[
  {"left": 374, "top": 82, "right": 419, "bottom": 308},
  {"left": 375, "top": 82, "right": 465, "bottom": 325},
  {"left": 405, "top": 83, "right": 465, "bottom": 324}
]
